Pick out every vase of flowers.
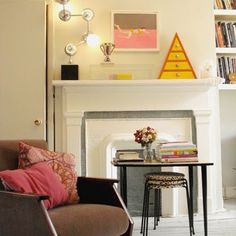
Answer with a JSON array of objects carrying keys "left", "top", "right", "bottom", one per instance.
[{"left": 134, "top": 126, "right": 157, "bottom": 162}]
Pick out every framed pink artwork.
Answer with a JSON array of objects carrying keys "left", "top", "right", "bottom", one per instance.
[{"left": 111, "top": 11, "right": 159, "bottom": 52}]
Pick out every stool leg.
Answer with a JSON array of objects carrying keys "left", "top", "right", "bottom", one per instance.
[
  {"left": 154, "top": 189, "right": 157, "bottom": 229},
  {"left": 141, "top": 182, "right": 148, "bottom": 234},
  {"left": 185, "top": 184, "right": 193, "bottom": 236},
  {"left": 144, "top": 188, "right": 150, "bottom": 236},
  {"left": 157, "top": 189, "right": 161, "bottom": 221},
  {"left": 159, "top": 189, "right": 162, "bottom": 217},
  {"left": 154, "top": 188, "right": 160, "bottom": 229}
]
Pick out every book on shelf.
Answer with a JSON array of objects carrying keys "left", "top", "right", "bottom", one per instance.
[
  {"left": 217, "top": 56, "right": 236, "bottom": 82},
  {"left": 214, "top": 0, "right": 236, "bottom": 9},
  {"left": 233, "top": 0, "right": 236, "bottom": 9},
  {"left": 221, "top": 22, "right": 230, "bottom": 47},
  {"left": 215, "top": 21, "right": 236, "bottom": 48},
  {"left": 215, "top": 22, "right": 225, "bottom": 47}
]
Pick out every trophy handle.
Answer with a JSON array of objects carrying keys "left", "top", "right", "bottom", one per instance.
[{"left": 109, "top": 44, "right": 115, "bottom": 54}]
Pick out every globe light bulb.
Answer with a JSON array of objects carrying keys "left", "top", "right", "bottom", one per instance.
[{"left": 86, "top": 33, "right": 100, "bottom": 47}]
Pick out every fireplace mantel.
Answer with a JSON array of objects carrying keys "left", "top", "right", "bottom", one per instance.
[
  {"left": 53, "top": 78, "right": 223, "bottom": 91},
  {"left": 53, "top": 77, "right": 224, "bottom": 215}
]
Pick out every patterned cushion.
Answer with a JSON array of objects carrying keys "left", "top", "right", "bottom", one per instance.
[
  {"left": 0, "top": 162, "right": 69, "bottom": 209},
  {"left": 18, "top": 142, "right": 79, "bottom": 204}
]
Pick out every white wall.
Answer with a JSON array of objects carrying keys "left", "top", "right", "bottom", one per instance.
[
  {"left": 52, "top": 0, "right": 216, "bottom": 80},
  {"left": 220, "top": 91, "right": 236, "bottom": 198}
]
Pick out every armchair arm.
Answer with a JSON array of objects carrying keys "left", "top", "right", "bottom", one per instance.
[
  {"left": 77, "top": 176, "right": 120, "bottom": 205},
  {"left": 0, "top": 191, "right": 57, "bottom": 236},
  {"left": 77, "top": 177, "right": 133, "bottom": 236}
]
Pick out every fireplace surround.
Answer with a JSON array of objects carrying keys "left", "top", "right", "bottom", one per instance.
[{"left": 53, "top": 78, "right": 224, "bottom": 215}]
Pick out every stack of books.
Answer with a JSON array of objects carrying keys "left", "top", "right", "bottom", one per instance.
[
  {"left": 159, "top": 142, "right": 198, "bottom": 163},
  {"left": 114, "top": 150, "right": 143, "bottom": 162}
]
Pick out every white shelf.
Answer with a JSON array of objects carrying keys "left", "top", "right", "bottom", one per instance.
[
  {"left": 216, "top": 47, "right": 236, "bottom": 54},
  {"left": 214, "top": 9, "right": 236, "bottom": 16},
  {"left": 52, "top": 78, "right": 222, "bottom": 92},
  {"left": 218, "top": 84, "right": 236, "bottom": 90}
]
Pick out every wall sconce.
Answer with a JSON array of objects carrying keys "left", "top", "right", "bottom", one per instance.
[
  {"left": 56, "top": 0, "right": 100, "bottom": 81},
  {"left": 55, "top": 0, "right": 99, "bottom": 47}
]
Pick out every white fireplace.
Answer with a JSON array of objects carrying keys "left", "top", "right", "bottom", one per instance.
[{"left": 53, "top": 78, "right": 224, "bottom": 215}]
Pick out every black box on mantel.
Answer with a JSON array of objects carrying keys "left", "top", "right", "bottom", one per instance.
[{"left": 61, "top": 64, "right": 79, "bottom": 80}]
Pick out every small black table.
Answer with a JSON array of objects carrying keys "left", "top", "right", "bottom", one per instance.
[{"left": 112, "top": 161, "right": 213, "bottom": 236}]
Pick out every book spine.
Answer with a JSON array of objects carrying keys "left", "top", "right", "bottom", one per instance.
[
  {"left": 232, "top": 0, "right": 236, "bottom": 9},
  {"left": 221, "top": 56, "right": 228, "bottom": 80},
  {"left": 232, "top": 23, "right": 236, "bottom": 46},
  {"left": 221, "top": 22, "right": 230, "bottom": 47},
  {"left": 215, "top": 22, "right": 225, "bottom": 47},
  {"left": 161, "top": 154, "right": 198, "bottom": 159},
  {"left": 217, "top": 0, "right": 224, "bottom": 9},
  {"left": 160, "top": 145, "right": 196, "bottom": 149},
  {"left": 162, "top": 157, "right": 199, "bottom": 163},
  {"left": 221, "top": 0, "right": 227, "bottom": 9},
  {"left": 218, "top": 57, "right": 224, "bottom": 78},
  {"left": 227, "top": 22, "right": 233, "bottom": 47},
  {"left": 160, "top": 151, "right": 197, "bottom": 155},
  {"left": 160, "top": 148, "right": 197, "bottom": 152}
]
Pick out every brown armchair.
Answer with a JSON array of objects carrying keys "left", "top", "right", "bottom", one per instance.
[{"left": 0, "top": 140, "right": 133, "bottom": 236}]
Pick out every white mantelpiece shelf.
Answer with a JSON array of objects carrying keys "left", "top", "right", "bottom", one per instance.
[{"left": 52, "top": 78, "right": 223, "bottom": 90}]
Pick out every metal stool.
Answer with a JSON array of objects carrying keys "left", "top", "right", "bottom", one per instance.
[{"left": 140, "top": 171, "right": 194, "bottom": 236}]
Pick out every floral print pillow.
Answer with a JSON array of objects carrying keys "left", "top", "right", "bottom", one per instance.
[{"left": 18, "top": 142, "right": 79, "bottom": 204}]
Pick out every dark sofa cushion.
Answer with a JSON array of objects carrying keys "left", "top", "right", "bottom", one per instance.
[
  {"left": 49, "top": 203, "right": 129, "bottom": 236},
  {"left": 0, "top": 179, "right": 4, "bottom": 191},
  {"left": 0, "top": 140, "right": 47, "bottom": 171}
]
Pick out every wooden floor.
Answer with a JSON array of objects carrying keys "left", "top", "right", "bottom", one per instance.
[{"left": 132, "top": 199, "right": 236, "bottom": 236}]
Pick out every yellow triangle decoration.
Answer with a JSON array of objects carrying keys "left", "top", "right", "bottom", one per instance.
[{"left": 159, "top": 33, "right": 196, "bottom": 79}]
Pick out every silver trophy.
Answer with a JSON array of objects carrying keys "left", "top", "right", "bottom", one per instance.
[{"left": 100, "top": 42, "right": 115, "bottom": 63}]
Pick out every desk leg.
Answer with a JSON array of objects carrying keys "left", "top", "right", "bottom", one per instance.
[
  {"left": 120, "top": 166, "right": 127, "bottom": 206},
  {"left": 188, "top": 166, "right": 194, "bottom": 234},
  {"left": 201, "top": 166, "right": 208, "bottom": 236}
]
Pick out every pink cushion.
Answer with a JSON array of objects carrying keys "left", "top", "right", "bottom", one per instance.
[
  {"left": 18, "top": 142, "right": 79, "bottom": 204},
  {"left": 0, "top": 162, "right": 69, "bottom": 209}
]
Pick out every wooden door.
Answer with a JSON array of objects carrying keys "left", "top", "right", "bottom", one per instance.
[{"left": 0, "top": 0, "right": 46, "bottom": 139}]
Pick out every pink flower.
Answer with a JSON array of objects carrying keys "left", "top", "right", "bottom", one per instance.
[{"left": 134, "top": 126, "right": 157, "bottom": 147}]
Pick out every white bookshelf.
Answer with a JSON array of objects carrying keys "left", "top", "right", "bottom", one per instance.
[
  {"left": 214, "top": 8, "right": 236, "bottom": 85},
  {"left": 216, "top": 47, "right": 236, "bottom": 54},
  {"left": 214, "top": 9, "right": 236, "bottom": 17},
  {"left": 218, "top": 83, "right": 236, "bottom": 90},
  {"left": 214, "top": 3, "right": 236, "bottom": 200}
]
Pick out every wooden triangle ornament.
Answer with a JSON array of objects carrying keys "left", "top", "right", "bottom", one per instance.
[{"left": 159, "top": 33, "right": 196, "bottom": 79}]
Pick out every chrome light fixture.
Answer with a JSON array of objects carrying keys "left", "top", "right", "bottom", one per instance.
[{"left": 55, "top": 0, "right": 99, "bottom": 61}]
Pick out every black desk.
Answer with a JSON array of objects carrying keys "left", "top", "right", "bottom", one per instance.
[{"left": 112, "top": 161, "right": 213, "bottom": 236}]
